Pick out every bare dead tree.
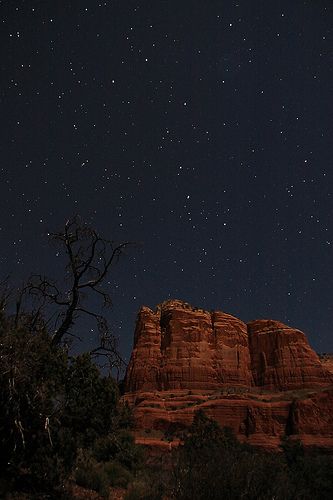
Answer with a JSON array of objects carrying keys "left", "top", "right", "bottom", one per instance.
[{"left": 19, "top": 216, "right": 132, "bottom": 373}]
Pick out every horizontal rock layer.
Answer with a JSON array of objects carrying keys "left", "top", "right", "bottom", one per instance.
[{"left": 123, "top": 388, "right": 333, "bottom": 450}]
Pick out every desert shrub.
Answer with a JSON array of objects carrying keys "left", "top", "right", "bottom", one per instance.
[
  {"left": 62, "top": 353, "right": 120, "bottom": 448},
  {"left": 74, "top": 449, "right": 109, "bottom": 497},
  {"left": 93, "top": 429, "right": 143, "bottom": 470},
  {"left": 75, "top": 449, "right": 134, "bottom": 496}
]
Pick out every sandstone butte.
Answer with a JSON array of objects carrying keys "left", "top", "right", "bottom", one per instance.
[{"left": 123, "top": 299, "right": 333, "bottom": 451}]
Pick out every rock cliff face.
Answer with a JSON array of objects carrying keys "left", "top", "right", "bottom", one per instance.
[
  {"left": 125, "top": 300, "right": 253, "bottom": 391},
  {"left": 320, "top": 354, "right": 333, "bottom": 376},
  {"left": 248, "top": 319, "right": 330, "bottom": 390},
  {"left": 123, "top": 300, "right": 333, "bottom": 450}
]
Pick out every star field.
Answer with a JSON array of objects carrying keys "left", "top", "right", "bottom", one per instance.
[{"left": 1, "top": 0, "right": 333, "bottom": 359}]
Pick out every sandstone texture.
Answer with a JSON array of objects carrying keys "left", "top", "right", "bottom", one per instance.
[
  {"left": 123, "top": 300, "right": 333, "bottom": 450},
  {"left": 320, "top": 354, "right": 333, "bottom": 376},
  {"left": 125, "top": 300, "right": 253, "bottom": 392},
  {"left": 248, "top": 319, "right": 330, "bottom": 390}
]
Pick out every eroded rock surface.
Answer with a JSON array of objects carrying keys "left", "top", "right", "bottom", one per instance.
[
  {"left": 320, "top": 354, "right": 333, "bottom": 376},
  {"left": 125, "top": 300, "right": 253, "bottom": 392},
  {"left": 248, "top": 319, "right": 330, "bottom": 390},
  {"left": 123, "top": 300, "right": 333, "bottom": 449}
]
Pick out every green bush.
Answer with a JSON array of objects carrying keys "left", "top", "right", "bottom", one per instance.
[
  {"left": 93, "top": 430, "right": 143, "bottom": 470},
  {"left": 74, "top": 450, "right": 109, "bottom": 497},
  {"left": 63, "top": 354, "right": 120, "bottom": 448},
  {"left": 75, "top": 449, "right": 134, "bottom": 496}
]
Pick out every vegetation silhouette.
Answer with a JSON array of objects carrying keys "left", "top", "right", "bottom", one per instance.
[{"left": 0, "top": 218, "right": 139, "bottom": 497}]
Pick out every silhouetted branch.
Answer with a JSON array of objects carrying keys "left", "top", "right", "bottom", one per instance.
[{"left": 21, "top": 217, "right": 132, "bottom": 358}]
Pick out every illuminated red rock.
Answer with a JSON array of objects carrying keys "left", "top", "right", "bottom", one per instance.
[
  {"left": 212, "top": 311, "right": 253, "bottom": 386},
  {"left": 123, "top": 300, "right": 333, "bottom": 450},
  {"left": 320, "top": 354, "right": 333, "bottom": 376},
  {"left": 247, "top": 319, "right": 331, "bottom": 390},
  {"left": 125, "top": 300, "right": 253, "bottom": 392},
  {"left": 124, "top": 306, "right": 161, "bottom": 392},
  {"left": 288, "top": 389, "right": 333, "bottom": 447}
]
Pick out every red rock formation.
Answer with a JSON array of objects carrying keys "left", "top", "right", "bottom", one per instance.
[
  {"left": 124, "top": 306, "right": 161, "bottom": 392},
  {"left": 212, "top": 311, "right": 253, "bottom": 386},
  {"left": 248, "top": 319, "right": 330, "bottom": 390},
  {"left": 125, "top": 300, "right": 253, "bottom": 392},
  {"left": 289, "top": 389, "right": 333, "bottom": 448},
  {"left": 124, "top": 388, "right": 333, "bottom": 451},
  {"left": 320, "top": 354, "right": 333, "bottom": 376},
  {"left": 123, "top": 300, "right": 333, "bottom": 450}
]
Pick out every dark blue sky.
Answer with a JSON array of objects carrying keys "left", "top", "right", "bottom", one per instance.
[{"left": 1, "top": 0, "right": 333, "bottom": 360}]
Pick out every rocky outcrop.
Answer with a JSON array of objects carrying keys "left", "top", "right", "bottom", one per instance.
[
  {"left": 125, "top": 300, "right": 331, "bottom": 393},
  {"left": 123, "top": 300, "right": 333, "bottom": 450},
  {"left": 125, "top": 300, "right": 253, "bottom": 392},
  {"left": 320, "top": 354, "right": 333, "bottom": 376},
  {"left": 212, "top": 311, "right": 253, "bottom": 386},
  {"left": 248, "top": 320, "right": 330, "bottom": 390},
  {"left": 124, "top": 306, "right": 161, "bottom": 392}
]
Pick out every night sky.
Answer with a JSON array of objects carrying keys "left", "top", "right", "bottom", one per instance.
[{"left": 1, "top": 0, "right": 333, "bottom": 360}]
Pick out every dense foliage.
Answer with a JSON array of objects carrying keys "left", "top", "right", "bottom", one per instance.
[{"left": 0, "top": 311, "right": 141, "bottom": 498}]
